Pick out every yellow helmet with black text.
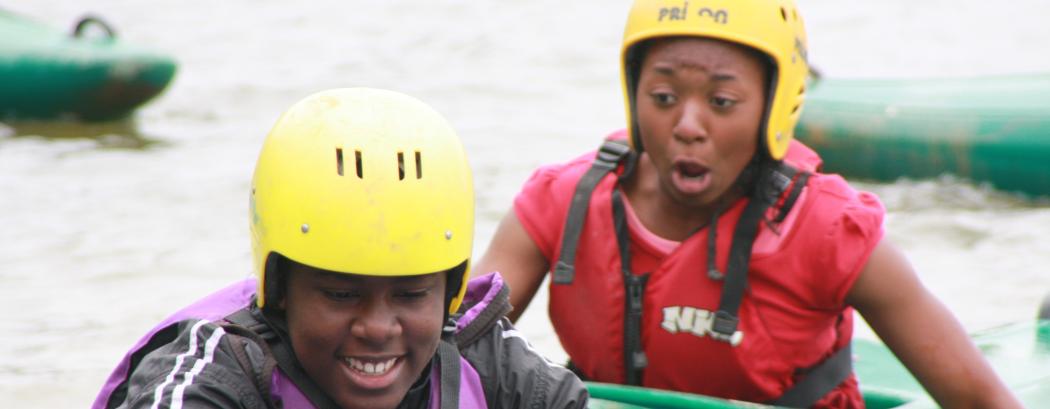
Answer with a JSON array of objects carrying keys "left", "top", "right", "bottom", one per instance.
[
  {"left": 621, "top": 0, "right": 809, "bottom": 160},
  {"left": 249, "top": 88, "right": 474, "bottom": 312}
]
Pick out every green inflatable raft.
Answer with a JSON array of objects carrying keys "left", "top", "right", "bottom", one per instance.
[
  {"left": 0, "top": 10, "right": 176, "bottom": 120},
  {"left": 795, "top": 75, "right": 1050, "bottom": 198},
  {"left": 588, "top": 320, "right": 1050, "bottom": 408}
]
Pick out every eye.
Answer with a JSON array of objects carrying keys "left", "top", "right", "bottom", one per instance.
[
  {"left": 710, "top": 96, "right": 737, "bottom": 109},
  {"left": 395, "top": 289, "right": 431, "bottom": 299},
  {"left": 649, "top": 91, "right": 677, "bottom": 106},
  {"left": 322, "top": 289, "right": 361, "bottom": 301}
]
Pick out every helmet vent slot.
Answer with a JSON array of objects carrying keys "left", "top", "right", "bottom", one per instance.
[
  {"left": 779, "top": 7, "right": 787, "bottom": 21},
  {"left": 336, "top": 148, "right": 344, "bottom": 176},
  {"left": 355, "top": 150, "right": 363, "bottom": 178},
  {"left": 791, "top": 104, "right": 800, "bottom": 114},
  {"left": 398, "top": 152, "right": 406, "bottom": 180},
  {"left": 415, "top": 151, "right": 423, "bottom": 179},
  {"left": 798, "top": 84, "right": 806, "bottom": 95}
]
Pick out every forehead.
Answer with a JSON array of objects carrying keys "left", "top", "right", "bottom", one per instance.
[
  {"left": 641, "top": 37, "right": 769, "bottom": 76},
  {"left": 290, "top": 263, "right": 443, "bottom": 285}
]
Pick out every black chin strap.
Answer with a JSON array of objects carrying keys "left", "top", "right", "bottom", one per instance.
[{"left": 435, "top": 319, "right": 461, "bottom": 409}]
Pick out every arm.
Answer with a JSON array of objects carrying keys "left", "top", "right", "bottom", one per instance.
[
  {"left": 474, "top": 210, "right": 551, "bottom": 322},
  {"left": 462, "top": 318, "right": 589, "bottom": 409},
  {"left": 847, "top": 240, "right": 1022, "bottom": 408},
  {"left": 117, "top": 321, "right": 267, "bottom": 409}
]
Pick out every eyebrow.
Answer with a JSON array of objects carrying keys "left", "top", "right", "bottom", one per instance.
[{"left": 315, "top": 271, "right": 433, "bottom": 283}]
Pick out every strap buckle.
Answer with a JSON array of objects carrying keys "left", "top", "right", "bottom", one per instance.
[
  {"left": 595, "top": 140, "right": 631, "bottom": 169},
  {"left": 710, "top": 311, "right": 744, "bottom": 346}
]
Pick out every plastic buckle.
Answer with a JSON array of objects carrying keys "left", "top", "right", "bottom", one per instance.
[
  {"left": 552, "top": 261, "right": 574, "bottom": 284},
  {"left": 631, "top": 351, "right": 649, "bottom": 369},
  {"left": 710, "top": 311, "right": 744, "bottom": 346},
  {"left": 596, "top": 141, "right": 631, "bottom": 168},
  {"left": 442, "top": 317, "right": 458, "bottom": 337}
]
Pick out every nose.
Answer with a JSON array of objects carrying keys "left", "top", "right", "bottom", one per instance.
[
  {"left": 672, "top": 100, "right": 708, "bottom": 144},
  {"left": 350, "top": 298, "right": 402, "bottom": 344}
]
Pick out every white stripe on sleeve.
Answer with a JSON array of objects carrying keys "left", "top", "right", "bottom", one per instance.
[
  {"left": 170, "top": 326, "right": 227, "bottom": 409},
  {"left": 150, "top": 320, "right": 211, "bottom": 409}
]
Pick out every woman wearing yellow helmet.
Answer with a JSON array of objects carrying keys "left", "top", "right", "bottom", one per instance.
[
  {"left": 94, "top": 88, "right": 588, "bottom": 409},
  {"left": 476, "top": 0, "right": 1020, "bottom": 407}
]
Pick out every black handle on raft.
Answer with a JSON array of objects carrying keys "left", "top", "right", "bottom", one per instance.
[{"left": 71, "top": 14, "right": 117, "bottom": 39}]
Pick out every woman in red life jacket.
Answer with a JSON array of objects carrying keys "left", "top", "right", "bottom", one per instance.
[{"left": 474, "top": 0, "right": 1021, "bottom": 407}]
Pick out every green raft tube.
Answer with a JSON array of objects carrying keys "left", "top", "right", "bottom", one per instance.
[
  {"left": 794, "top": 75, "right": 1050, "bottom": 198},
  {"left": 0, "top": 11, "right": 176, "bottom": 121},
  {"left": 588, "top": 319, "right": 1050, "bottom": 408}
]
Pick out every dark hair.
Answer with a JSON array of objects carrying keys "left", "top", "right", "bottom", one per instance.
[{"left": 261, "top": 253, "right": 289, "bottom": 314}]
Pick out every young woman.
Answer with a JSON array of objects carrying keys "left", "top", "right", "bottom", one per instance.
[
  {"left": 475, "top": 0, "right": 1020, "bottom": 407},
  {"left": 94, "top": 88, "right": 588, "bottom": 409}
]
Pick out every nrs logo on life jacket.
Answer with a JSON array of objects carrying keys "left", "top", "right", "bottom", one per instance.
[{"left": 661, "top": 306, "right": 744, "bottom": 346}]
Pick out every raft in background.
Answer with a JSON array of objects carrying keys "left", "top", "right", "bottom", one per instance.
[
  {"left": 0, "top": 10, "right": 176, "bottom": 121},
  {"left": 794, "top": 75, "right": 1050, "bottom": 198},
  {"left": 588, "top": 320, "right": 1050, "bottom": 407}
]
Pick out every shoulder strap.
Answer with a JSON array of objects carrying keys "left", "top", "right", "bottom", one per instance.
[
  {"left": 217, "top": 320, "right": 279, "bottom": 409},
  {"left": 553, "top": 140, "right": 633, "bottom": 284},
  {"left": 708, "top": 163, "right": 808, "bottom": 345},
  {"left": 436, "top": 322, "right": 462, "bottom": 409},
  {"left": 225, "top": 307, "right": 341, "bottom": 409},
  {"left": 710, "top": 165, "right": 852, "bottom": 407},
  {"left": 771, "top": 342, "right": 853, "bottom": 408}
]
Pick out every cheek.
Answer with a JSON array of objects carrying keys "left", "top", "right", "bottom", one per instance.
[
  {"left": 286, "top": 297, "right": 345, "bottom": 351},
  {"left": 403, "top": 302, "right": 445, "bottom": 352}
]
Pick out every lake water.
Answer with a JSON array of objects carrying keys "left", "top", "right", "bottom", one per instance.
[{"left": 2, "top": 0, "right": 1049, "bottom": 406}]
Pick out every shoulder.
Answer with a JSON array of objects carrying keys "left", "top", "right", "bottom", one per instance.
[
  {"left": 115, "top": 319, "right": 268, "bottom": 409},
  {"left": 455, "top": 273, "right": 588, "bottom": 408},
  {"left": 516, "top": 129, "right": 628, "bottom": 203},
  {"left": 786, "top": 173, "right": 886, "bottom": 308},
  {"left": 517, "top": 150, "right": 602, "bottom": 201},
  {"left": 460, "top": 319, "right": 588, "bottom": 409},
  {"left": 803, "top": 172, "right": 885, "bottom": 231}
]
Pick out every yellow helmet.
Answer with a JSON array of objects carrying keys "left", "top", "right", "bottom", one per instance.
[
  {"left": 621, "top": 0, "right": 809, "bottom": 160},
  {"left": 250, "top": 88, "right": 474, "bottom": 312}
]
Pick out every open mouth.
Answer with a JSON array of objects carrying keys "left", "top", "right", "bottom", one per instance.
[
  {"left": 340, "top": 355, "right": 404, "bottom": 390},
  {"left": 344, "top": 357, "right": 399, "bottom": 376},
  {"left": 670, "top": 160, "right": 712, "bottom": 195}
]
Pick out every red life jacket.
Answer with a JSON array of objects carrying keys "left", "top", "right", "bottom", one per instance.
[{"left": 514, "top": 131, "right": 884, "bottom": 407}]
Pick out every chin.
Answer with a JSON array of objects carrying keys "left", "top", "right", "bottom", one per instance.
[{"left": 337, "top": 395, "right": 402, "bottom": 409}]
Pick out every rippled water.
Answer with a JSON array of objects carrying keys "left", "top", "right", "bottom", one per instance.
[{"left": 2, "top": 0, "right": 1049, "bottom": 406}]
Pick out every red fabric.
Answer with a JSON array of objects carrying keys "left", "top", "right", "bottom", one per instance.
[{"left": 513, "top": 131, "right": 882, "bottom": 408}]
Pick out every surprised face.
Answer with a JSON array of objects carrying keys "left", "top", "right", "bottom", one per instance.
[{"left": 635, "top": 37, "right": 769, "bottom": 209}]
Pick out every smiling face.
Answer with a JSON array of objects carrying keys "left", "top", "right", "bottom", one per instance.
[
  {"left": 635, "top": 37, "right": 769, "bottom": 210},
  {"left": 282, "top": 263, "right": 446, "bottom": 409}
]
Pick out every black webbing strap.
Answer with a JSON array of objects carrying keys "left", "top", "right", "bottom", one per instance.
[
  {"left": 219, "top": 321, "right": 279, "bottom": 408},
  {"left": 225, "top": 308, "right": 341, "bottom": 409},
  {"left": 708, "top": 193, "right": 772, "bottom": 346},
  {"left": 774, "top": 171, "right": 809, "bottom": 224},
  {"left": 772, "top": 342, "right": 853, "bottom": 408},
  {"left": 436, "top": 324, "right": 461, "bottom": 409},
  {"left": 612, "top": 188, "right": 649, "bottom": 385},
  {"left": 709, "top": 164, "right": 808, "bottom": 345},
  {"left": 553, "top": 140, "right": 633, "bottom": 284}
]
